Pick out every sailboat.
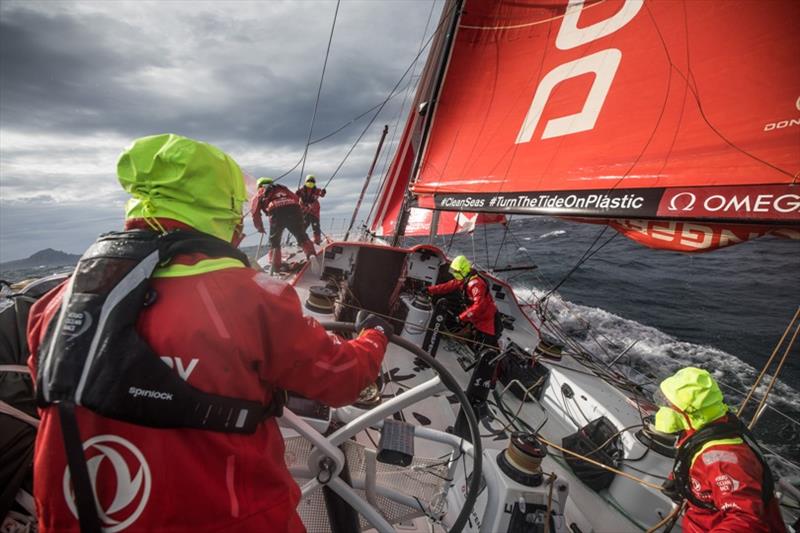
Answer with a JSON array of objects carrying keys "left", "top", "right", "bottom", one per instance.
[
  {"left": 1, "top": 0, "right": 798, "bottom": 532},
  {"left": 276, "top": 0, "right": 800, "bottom": 531}
]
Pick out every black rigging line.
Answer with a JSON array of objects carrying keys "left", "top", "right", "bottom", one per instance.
[
  {"left": 273, "top": 101, "right": 385, "bottom": 182},
  {"left": 309, "top": 102, "right": 384, "bottom": 146},
  {"left": 364, "top": 0, "right": 439, "bottom": 231},
  {"left": 540, "top": 230, "right": 618, "bottom": 309},
  {"left": 275, "top": 1, "right": 452, "bottom": 189},
  {"left": 322, "top": 0, "right": 458, "bottom": 190},
  {"left": 644, "top": 2, "right": 796, "bottom": 180},
  {"left": 491, "top": 216, "right": 512, "bottom": 270},
  {"left": 525, "top": 3, "right": 676, "bottom": 303},
  {"left": 297, "top": 0, "right": 341, "bottom": 187}
]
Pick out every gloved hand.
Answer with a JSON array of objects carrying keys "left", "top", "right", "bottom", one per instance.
[
  {"left": 660, "top": 478, "right": 682, "bottom": 504},
  {"left": 355, "top": 311, "right": 393, "bottom": 337}
]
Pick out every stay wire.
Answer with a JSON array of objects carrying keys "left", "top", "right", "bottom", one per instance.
[
  {"left": 540, "top": 230, "right": 619, "bottom": 315},
  {"left": 322, "top": 0, "right": 459, "bottom": 190},
  {"left": 364, "top": 0, "right": 438, "bottom": 230},
  {"left": 298, "top": 0, "right": 341, "bottom": 187},
  {"left": 528, "top": 2, "right": 674, "bottom": 310},
  {"left": 491, "top": 216, "right": 512, "bottom": 270}
]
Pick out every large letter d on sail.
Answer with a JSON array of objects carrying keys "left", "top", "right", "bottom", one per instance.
[{"left": 515, "top": 49, "right": 621, "bottom": 143}]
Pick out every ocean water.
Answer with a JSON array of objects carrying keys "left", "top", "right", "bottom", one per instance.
[{"left": 422, "top": 216, "right": 800, "bottom": 464}]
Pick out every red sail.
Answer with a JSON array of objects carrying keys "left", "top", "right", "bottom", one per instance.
[{"left": 406, "top": 0, "right": 799, "bottom": 252}]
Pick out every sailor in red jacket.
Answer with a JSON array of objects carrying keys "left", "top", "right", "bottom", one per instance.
[
  {"left": 654, "top": 367, "right": 787, "bottom": 533},
  {"left": 27, "top": 134, "right": 390, "bottom": 532},
  {"left": 427, "top": 255, "right": 499, "bottom": 348},
  {"left": 250, "top": 177, "right": 316, "bottom": 273},
  {"left": 295, "top": 174, "right": 326, "bottom": 245}
]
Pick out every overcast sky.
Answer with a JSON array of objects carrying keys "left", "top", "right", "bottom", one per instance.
[{"left": 0, "top": 0, "right": 444, "bottom": 262}]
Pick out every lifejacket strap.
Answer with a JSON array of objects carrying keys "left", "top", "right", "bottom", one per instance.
[{"left": 57, "top": 402, "right": 102, "bottom": 533}]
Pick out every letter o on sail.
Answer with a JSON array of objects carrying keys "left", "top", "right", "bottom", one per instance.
[{"left": 515, "top": 49, "right": 622, "bottom": 143}]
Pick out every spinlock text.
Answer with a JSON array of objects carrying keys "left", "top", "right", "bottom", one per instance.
[{"left": 128, "top": 386, "right": 174, "bottom": 401}]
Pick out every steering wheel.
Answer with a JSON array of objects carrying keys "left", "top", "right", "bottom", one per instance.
[{"left": 280, "top": 321, "right": 483, "bottom": 533}]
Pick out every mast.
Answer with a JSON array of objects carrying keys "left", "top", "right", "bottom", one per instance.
[{"left": 391, "top": 0, "right": 463, "bottom": 247}]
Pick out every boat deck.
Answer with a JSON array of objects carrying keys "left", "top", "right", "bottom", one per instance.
[{"left": 274, "top": 241, "right": 680, "bottom": 532}]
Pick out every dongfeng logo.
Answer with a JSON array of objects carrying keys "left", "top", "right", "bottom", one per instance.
[{"left": 63, "top": 434, "right": 152, "bottom": 532}]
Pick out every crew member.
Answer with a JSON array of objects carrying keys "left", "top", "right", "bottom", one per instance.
[
  {"left": 27, "top": 134, "right": 391, "bottom": 532},
  {"left": 654, "top": 367, "right": 787, "bottom": 533},
  {"left": 251, "top": 177, "right": 315, "bottom": 273},
  {"left": 427, "top": 255, "right": 499, "bottom": 348},
  {"left": 295, "top": 174, "right": 326, "bottom": 245}
]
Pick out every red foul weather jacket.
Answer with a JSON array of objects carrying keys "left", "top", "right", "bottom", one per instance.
[
  {"left": 295, "top": 187, "right": 326, "bottom": 219},
  {"left": 250, "top": 184, "right": 301, "bottom": 233},
  {"left": 27, "top": 232, "right": 387, "bottom": 532},
  {"left": 428, "top": 274, "right": 497, "bottom": 335},
  {"left": 681, "top": 436, "right": 787, "bottom": 533}
]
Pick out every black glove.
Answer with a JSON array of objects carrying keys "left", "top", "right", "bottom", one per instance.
[
  {"left": 355, "top": 311, "right": 393, "bottom": 337},
  {"left": 660, "top": 478, "right": 682, "bottom": 504}
]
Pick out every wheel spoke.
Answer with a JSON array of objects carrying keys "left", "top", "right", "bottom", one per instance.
[{"left": 328, "top": 477, "right": 395, "bottom": 533}]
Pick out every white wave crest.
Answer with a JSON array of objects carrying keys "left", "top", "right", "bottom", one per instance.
[
  {"left": 512, "top": 286, "right": 800, "bottom": 417},
  {"left": 539, "top": 230, "right": 566, "bottom": 239}
]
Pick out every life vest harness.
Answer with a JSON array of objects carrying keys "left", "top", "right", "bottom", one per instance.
[
  {"left": 263, "top": 184, "right": 299, "bottom": 212},
  {"left": 672, "top": 413, "right": 775, "bottom": 511},
  {"left": 36, "top": 229, "right": 284, "bottom": 433}
]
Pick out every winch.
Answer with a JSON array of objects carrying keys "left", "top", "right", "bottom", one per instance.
[
  {"left": 305, "top": 285, "right": 337, "bottom": 314},
  {"left": 497, "top": 433, "right": 547, "bottom": 487}
]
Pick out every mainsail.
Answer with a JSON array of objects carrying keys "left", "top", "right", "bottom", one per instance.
[{"left": 377, "top": 0, "right": 800, "bottom": 252}]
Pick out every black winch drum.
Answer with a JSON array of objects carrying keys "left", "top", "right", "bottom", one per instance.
[{"left": 305, "top": 286, "right": 337, "bottom": 314}]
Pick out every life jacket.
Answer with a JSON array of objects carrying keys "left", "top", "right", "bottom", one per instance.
[
  {"left": 36, "top": 229, "right": 283, "bottom": 432},
  {"left": 296, "top": 187, "right": 319, "bottom": 205},
  {"left": 672, "top": 413, "right": 775, "bottom": 511},
  {"left": 262, "top": 185, "right": 300, "bottom": 212}
]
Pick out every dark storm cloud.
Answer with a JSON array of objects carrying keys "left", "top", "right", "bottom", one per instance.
[
  {"left": 0, "top": 7, "right": 169, "bottom": 134},
  {"left": 0, "top": 1, "right": 443, "bottom": 260},
  {"left": 0, "top": 2, "right": 439, "bottom": 147}
]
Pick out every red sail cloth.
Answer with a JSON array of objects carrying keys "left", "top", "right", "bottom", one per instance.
[
  {"left": 377, "top": 0, "right": 799, "bottom": 251},
  {"left": 412, "top": 0, "right": 798, "bottom": 203}
]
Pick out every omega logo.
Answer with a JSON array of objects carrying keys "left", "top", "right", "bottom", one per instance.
[{"left": 667, "top": 192, "right": 696, "bottom": 212}]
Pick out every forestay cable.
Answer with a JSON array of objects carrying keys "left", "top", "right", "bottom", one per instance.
[{"left": 297, "top": 0, "right": 341, "bottom": 187}]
